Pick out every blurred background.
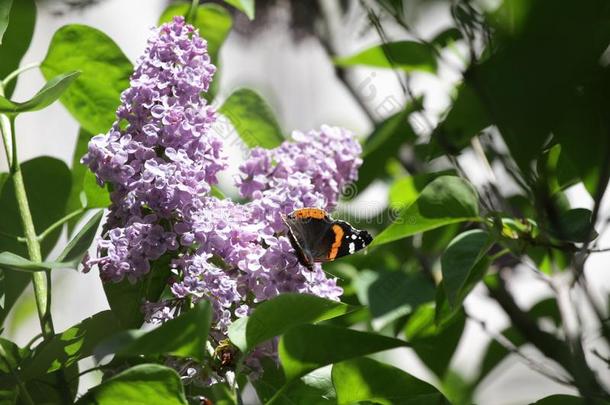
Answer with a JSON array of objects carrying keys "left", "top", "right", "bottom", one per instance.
[{"left": 1, "top": 0, "right": 609, "bottom": 403}]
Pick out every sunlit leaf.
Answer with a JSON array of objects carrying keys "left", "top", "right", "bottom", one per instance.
[
  {"left": 0, "top": 71, "right": 79, "bottom": 114},
  {"left": 228, "top": 293, "right": 351, "bottom": 353},
  {"left": 332, "top": 357, "right": 446, "bottom": 405},
  {"left": 441, "top": 229, "right": 493, "bottom": 308},
  {"left": 373, "top": 176, "right": 479, "bottom": 246},
  {"left": 219, "top": 88, "right": 284, "bottom": 149},
  {"left": 96, "top": 301, "right": 212, "bottom": 362},
  {"left": 21, "top": 311, "right": 121, "bottom": 379},
  {"left": 41, "top": 24, "right": 132, "bottom": 134},
  {"left": 334, "top": 41, "right": 437, "bottom": 73},
  {"left": 223, "top": 0, "right": 254, "bottom": 19},
  {"left": 76, "top": 364, "right": 187, "bottom": 405},
  {"left": 278, "top": 324, "right": 405, "bottom": 382}
]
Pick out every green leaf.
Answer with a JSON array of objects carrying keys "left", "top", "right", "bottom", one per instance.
[
  {"left": 332, "top": 357, "right": 446, "bottom": 405},
  {"left": 0, "top": 157, "right": 70, "bottom": 324},
  {"left": 549, "top": 208, "right": 597, "bottom": 243},
  {"left": 404, "top": 304, "right": 465, "bottom": 378},
  {"left": 427, "top": 83, "right": 491, "bottom": 159},
  {"left": 219, "top": 88, "right": 284, "bottom": 149},
  {"left": 21, "top": 310, "right": 121, "bottom": 379},
  {"left": 0, "top": 71, "right": 80, "bottom": 114},
  {"left": 97, "top": 301, "right": 212, "bottom": 362},
  {"left": 354, "top": 108, "right": 417, "bottom": 194},
  {"left": 0, "top": 0, "right": 35, "bottom": 98},
  {"left": 83, "top": 170, "right": 111, "bottom": 208},
  {"left": 254, "top": 359, "right": 337, "bottom": 404},
  {"left": 553, "top": 69, "right": 610, "bottom": 196},
  {"left": 467, "top": 0, "right": 610, "bottom": 171},
  {"left": 441, "top": 229, "right": 493, "bottom": 308},
  {"left": 430, "top": 27, "right": 462, "bottom": 49},
  {"left": 56, "top": 210, "right": 103, "bottom": 263},
  {"left": 388, "top": 171, "right": 454, "bottom": 209},
  {"left": 228, "top": 293, "right": 351, "bottom": 353},
  {"left": 0, "top": 0, "right": 12, "bottom": 44},
  {"left": 76, "top": 364, "right": 187, "bottom": 405},
  {"left": 373, "top": 176, "right": 479, "bottom": 246},
  {"left": 159, "top": 3, "right": 232, "bottom": 66},
  {"left": 103, "top": 254, "right": 172, "bottom": 329},
  {"left": 223, "top": 0, "right": 254, "bottom": 19},
  {"left": 334, "top": 41, "right": 437, "bottom": 73},
  {"left": 41, "top": 24, "right": 132, "bottom": 134},
  {"left": 278, "top": 324, "right": 406, "bottom": 382},
  {"left": 0, "top": 251, "right": 75, "bottom": 273},
  {"left": 353, "top": 270, "right": 434, "bottom": 330}
]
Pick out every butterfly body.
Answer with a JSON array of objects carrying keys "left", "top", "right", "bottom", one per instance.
[{"left": 281, "top": 208, "right": 373, "bottom": 270}]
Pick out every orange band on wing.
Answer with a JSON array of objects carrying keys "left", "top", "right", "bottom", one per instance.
[
  {"left": 294, "top": 208, "right": 327, "bottom": 219},
  {"left": 328, "top": 224, "right": 344, "bottom": 260}
]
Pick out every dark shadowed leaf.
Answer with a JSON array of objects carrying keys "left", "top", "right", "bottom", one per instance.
[
  {"left": 278, "top": 324, "right": 405, "bottom": 382},
  {"left": 427, "top": 83, "right": 491, "bottom": 159},
  {"left": 41, "top": 24, "right": 132, "bottom": 135},
  {"left": 354, "top": 108, "right": 417, "bottom": 194},
  {"left": 467, "top": 0, "right": 610, "bottom": 171},
  {"left": 549, "top": 208, "right": 597, "bottom": 243},
  {"left": 373, "top": 176, "right": 479, "bottom": 246},
  {"left": 431, "top": 27, "right": 462, "bottom": 49},
  {"left": 254, "top": 358, "right": 337, "bottom": 404},
  {"left": 354, "top": 270, "right": 434, "bottom": 330},
  {"left": 96, "top": 301, "right": 212, "bottom": 362},
  {"left": 219, "top": 88, "right": 284, "bottom": 149},
  {"left": 441, "top": 229, "right": 493, "bottom": 308},
  {"left": 228, "top": 293, "right": 351, "bottom": 353},
  {"left": 76, "top": 364, "right": 187, "bottom": 405},
  {"left": 0, "top": 71, "right": 79, "bottom": 114},
  {"left": 334, "top": 41, "right": 437, "bottom": 73},
  {"left": 21, "top": 310, "right": 121, "bottom": 379},
  {"left": 56, "top": 209, "right": 103, "bottom": 263},
  {"left": 332, "top": 357, "right": 446, "bottom": 405},
  {"left": 0, "top": 0, "right": 35, "bottom": 98},
  {"left": 405, "top": 303, "right": 465, "bottom": 378},
  {"left": 103, "top": 254, "right": 172, "bottom": 329}
]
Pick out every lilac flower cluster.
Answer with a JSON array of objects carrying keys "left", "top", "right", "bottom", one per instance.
[{"left": 83, "top": 16, "right": 362, "bottom": 374}]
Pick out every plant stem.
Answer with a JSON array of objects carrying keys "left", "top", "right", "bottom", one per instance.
[
  {"left": 0, "top": 115, "right": 54, "bottom": 338},
  {"left": 37, "top": 208, "right": 85, "bottom": 242},
  {"left": 1, "top": 62, "right": 41, "bottom": 88}
]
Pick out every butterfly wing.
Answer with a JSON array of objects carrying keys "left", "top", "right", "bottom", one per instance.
[{"left": 282, "top": 208, "right": 336, "bottom": 268}]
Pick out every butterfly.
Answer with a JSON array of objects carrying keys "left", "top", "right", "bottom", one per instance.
[{"left": 281, "top": 207, "right": 373, "bottom": 270}]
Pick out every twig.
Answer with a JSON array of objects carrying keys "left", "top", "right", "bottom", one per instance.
[{"left": 465, "top": 310, "right": 574, "bottom": 386}]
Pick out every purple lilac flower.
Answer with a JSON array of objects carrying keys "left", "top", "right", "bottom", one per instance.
[{"left": 82, "top": 16, "right": 362, "bottom": 380}]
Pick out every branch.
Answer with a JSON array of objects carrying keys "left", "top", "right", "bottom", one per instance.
[{"left": 485, "top": 272, "right": 609, "bottom": 399}]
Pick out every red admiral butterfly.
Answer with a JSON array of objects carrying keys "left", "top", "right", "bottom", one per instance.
[{"left": 281, "top": 208, "right": 373, "bottom": 270}]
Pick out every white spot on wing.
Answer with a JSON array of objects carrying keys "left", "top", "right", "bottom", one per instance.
[
  {"left": 349, "top": 242, "right": 355, "bottom": 254},
  {"left": 351, "top": 234, "right": 357, "bottom": 240}
]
